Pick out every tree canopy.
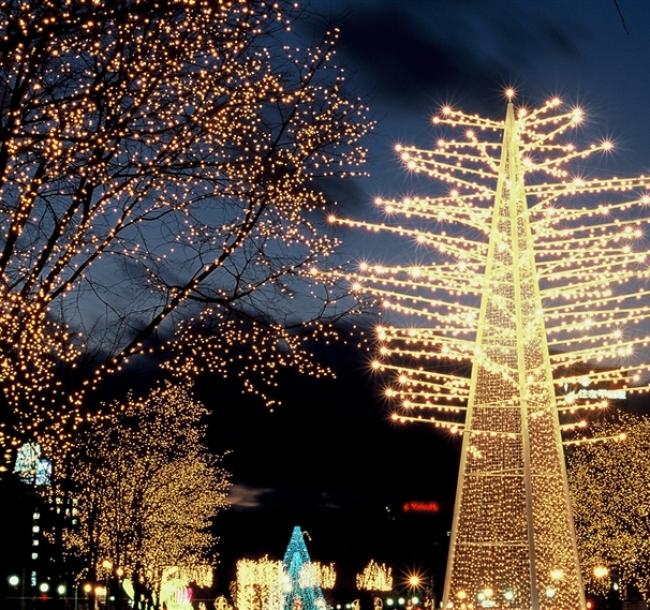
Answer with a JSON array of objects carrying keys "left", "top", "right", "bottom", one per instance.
[
  {"left": 568, "top": 412, "right": 650, "bottom": 600},
  {"left": 0, "top": 0, "right": 372, "bottom": 453},
  {"left": 54, "top": 383, "right": 230, "bottom": 609}
]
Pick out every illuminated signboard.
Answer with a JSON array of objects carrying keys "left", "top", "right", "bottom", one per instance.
[
  {"left": 402, "top": 501, "right": 440, "bottom": 513},
  {"left": 562, "top": 377, "right": 627, "bottom": 401}
]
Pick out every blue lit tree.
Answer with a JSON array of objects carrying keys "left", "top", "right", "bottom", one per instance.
[{"left": 282, "top": 526, "right": 326, "bottom": 610}]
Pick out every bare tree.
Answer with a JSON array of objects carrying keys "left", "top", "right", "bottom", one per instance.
[{"left": 0, "top": 0, "right": 372, "bottom": 451}]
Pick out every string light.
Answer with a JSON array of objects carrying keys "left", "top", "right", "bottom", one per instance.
[
  {"left": 235, "top": 528, "right": 333, "bottom": 610},
  {"left": 356, "top": 561, "right": 394, "bottom": 592},
  {"left": 236, "top": 557, "right": 285, "bottom": 610},
  {"left": 51, "top": 384, "right": 229, "bottom": 602},
  {"left": 0, "top": 0, "right": 373, "bottom": 459},
  {"left": 569, "top": 413, "right": 650, "bottom": 600},
  {"left": 301, "top": 562, "right": 337, "bottom": 590},
  {"left": 334, "top": 92, "right": 650, "bottom": 609},
  {"left": 283, "top": 526, "right": 328, "bottom": 610},
  {"left": 157, "top": 566, "right": 213, "bottom": 610}
]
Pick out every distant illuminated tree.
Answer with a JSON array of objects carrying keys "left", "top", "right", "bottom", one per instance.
[
  {"left": 356, "top": 561, "right": 393, "bottom": 592},
  {"left": 54, "top": 384, "right": 230, "bottom": 610},
  {"left": 329, "top": 91, "right": 650, "bottom": 609},
  {"left": 309, "top": 562, "right": 337, "bottom": 590},
  {"left": 235, "top": 551, "right": 334, "bottom": 610},
  {"left": 283, "top": 526, "right": 327, "bottom": 610},
  {"left": 0, "top": 0, "right": 372, "bottom": 456},
  {"left": 568, "top": 413, "right": 650, "bottom": 600},
  {"left": 235, "top": 556, "right": 284, "bottom": 610}
]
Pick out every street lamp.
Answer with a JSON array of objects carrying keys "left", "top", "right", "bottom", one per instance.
[{"left": 7, "top": 572, "right": 26, "bottom": 610}]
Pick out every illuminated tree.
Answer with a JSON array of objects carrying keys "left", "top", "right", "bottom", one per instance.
[
  {"left": 54, "top": 384, "right": 230, "bottom": 610},
  {"left": 282, "top": 526, "right": 326, "bottom": 610},
  {"left": 568, "top": 412, "right": 650, "bottom": 601},
  {"left": 0, "top": 0, "right": 372, "bottom": 455},
  {"left": 308, "top": 562, "right": 337, "bottom": 591},
  {"left": 356, "top": 561, "right": 393, "bottom": 593},
  {"left": 236, "top": 556, "right": 284, "bottom": 610},
  {"left": 329, "top": 91, "right": 650, "bottom": 609},
  {"left": 235, "top": 554, "right": 334, "bottom": 610}
]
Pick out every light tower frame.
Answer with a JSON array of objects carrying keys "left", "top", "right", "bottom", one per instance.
[
  {"left": 442, "top": 102, "right": 585, "bottom": 610},
  {"left": 325, "top": 91, "right": 650, "bottom": 610}
]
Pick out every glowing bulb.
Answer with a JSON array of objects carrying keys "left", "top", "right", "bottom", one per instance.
[
  {"left": 571, "top": 107, "right": 584, "bottom": 124},
  {"left": 408, "top": 574, "right": 422, "bottom": 588}
]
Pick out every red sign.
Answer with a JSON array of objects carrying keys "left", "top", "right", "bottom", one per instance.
[{"left": 402, "top": 501, "right": 440, "bottom": 513}]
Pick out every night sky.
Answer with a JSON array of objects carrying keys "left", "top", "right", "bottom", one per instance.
[{"left": 198, "top": 0, "right": 650, "bottom": 598}]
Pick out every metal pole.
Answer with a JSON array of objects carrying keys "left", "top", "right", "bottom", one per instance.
[{"left": 20, "top": 568, "right": 26, "bottom": 610}]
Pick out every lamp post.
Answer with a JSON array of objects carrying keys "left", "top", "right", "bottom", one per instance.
[
  {"left": 7, "top": 571, "right": 27, "bottom": 610},
  {"left": 83, "top": 582, "right": 93, "bottom": 610}
]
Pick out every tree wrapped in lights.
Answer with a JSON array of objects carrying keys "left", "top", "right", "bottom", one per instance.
[
  {"left": 236, "top": 556, "right": 285, "bottom": 610},
  {"left": 235, "top": 536, "right": 334, "bottom": 610},
  {"left": 0, "top": 0, "right": 372, "bottom": 455},
  {"left": 311, "top": 562, "right": 337, "bottom": 591},
  {"left": 283, "top": 526, "right": 327, "bottom": 610},
  {"left": 329, "top": 93, "right": 650, "bottom": 609},
  {"left": 568, "top": 412, "right": 650, "bottom": 601},
  {"left": 356, "top": 560, "right": 393, "bottom": 592},
  {"left": 54, "top": 384, "right": 230, "bottom": 610}
]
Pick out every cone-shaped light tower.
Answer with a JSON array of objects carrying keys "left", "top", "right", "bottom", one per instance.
[
  {"left": 442, "top": 101, "right": 584, "bottom": 609},
  {"left": 325, "top": 93, "right": 650, "bottom": 610}
]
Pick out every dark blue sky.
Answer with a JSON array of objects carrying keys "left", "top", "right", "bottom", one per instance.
[
  {"left": 312, "top": 0, "right": 650, "bottom": 213},
  {"left": 215, "top": 0, "right": 650, "bottom": 596}
]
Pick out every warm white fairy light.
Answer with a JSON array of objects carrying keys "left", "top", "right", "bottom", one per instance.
[
  {"left": 300, "top": 562, "right": 337, "bottom": 590},
  {"left": 54, "top": 384, "right": 229, "bottom": 604},
  {"left": 235, "top": 556, "right": 334, "bottom": 610},
  {"left": 236, "top": 557, "right": 285, "bottom": 610},
  {"left": 330, "top": 92, "right": 650, "bottom": 610},
  {"left": 0, "top": 1, "right": 373, "bottom": 459},
  {"left": 356, "top": 560, "right": 393, "bottom": 592},
  {"left": 569, "top": 413, "right": 650, "bottom": 600}
]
